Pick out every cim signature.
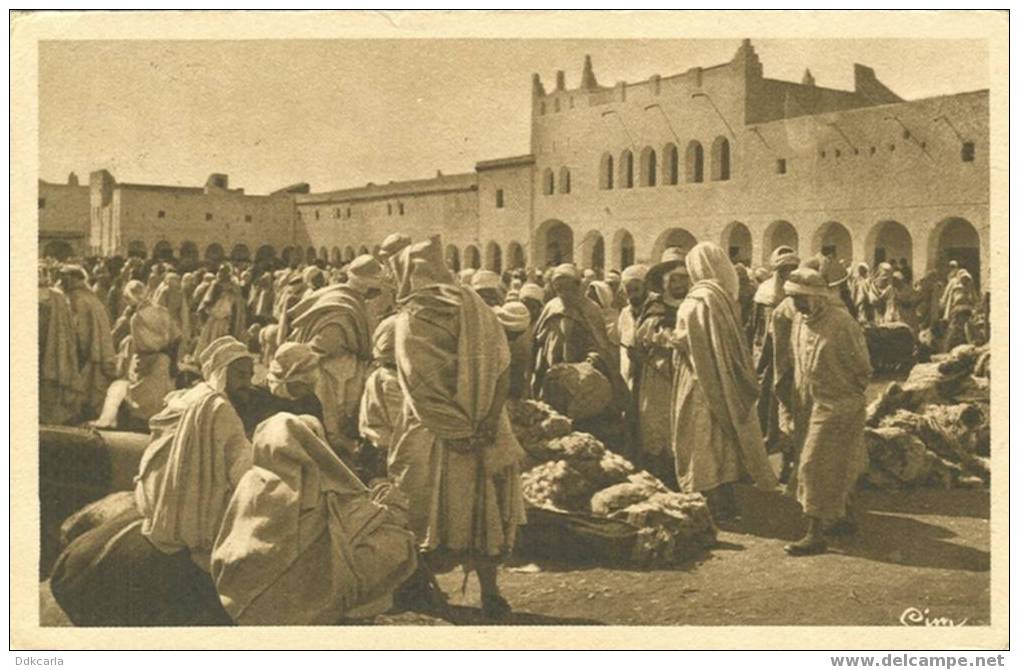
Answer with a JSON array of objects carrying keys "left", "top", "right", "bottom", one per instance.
[{"left": 900, "top": 607, "right": 968, "bottom": 627}]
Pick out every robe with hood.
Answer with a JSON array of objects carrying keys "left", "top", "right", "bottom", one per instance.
[
  {"left": 389, "top": 239, "right": 526, "bottom": 559},
  {"left": 39, "top": 285, "right": 85, "bottom": 424},
  {"left": 633, "top": 291, "right": 678, "bottom": 473},
  {"left": 670, "top": 243, "right": 778, "bottom": 494},
  {"left": 211, "top": 414, "right": 417, "bottom": 624},
  {"left": 288, "top": 284, "right": 374, "bottom": 453},
  {"left": 134, "top": 352, "right": 253, "bottom": 573},
  {"left": 65, "top": 283, "right": 117, "bottom": 417}
]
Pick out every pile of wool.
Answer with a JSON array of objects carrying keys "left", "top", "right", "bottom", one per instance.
[
  {"left": 863, "top": 345, "right": 991, "bottom": 489},
  {"left": 506, "top": 399, "right": 574, "bottom": 452},
  {"left": 510, "top": 399, "right": 716, "bottom": 566}
]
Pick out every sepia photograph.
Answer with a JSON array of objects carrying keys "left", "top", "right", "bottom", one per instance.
[{"left": 10, "top": 9, "right": 1008, "bottom": 652}]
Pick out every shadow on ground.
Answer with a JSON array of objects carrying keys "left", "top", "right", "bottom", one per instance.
[{"left": 731, "top": 484, "right": 989, "bottom": 572}]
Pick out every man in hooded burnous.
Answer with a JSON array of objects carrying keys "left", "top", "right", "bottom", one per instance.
[
  {"left": 531, "top": 263, "right": 621, "bottom": 398},
  {"left": 670, "top": 243, "right": 777, "bottom": 521},
  {"left": 634, "top": 248, "right": 689, "bottom": 483},
  {"left": 748, "top": 246, "right": 800, "bottom": 482},
  {"left": 287, "top": 255, "right": 382, "bottom": 455},
  {"left": 195, "top": 264, "right": 246, "bottom": 355},
  {"left": 39, "top": 264, "right": 84, "bottom": 424},
  {"left": 388, "top": 236, "right": 526, "bottom": 618},
  {"left": 782, "top": 268, "right": 872, "bottom": 556},
  {"left": 51, "top": 336, "right": 254, "bottom": 626},
  {"left": 59, "top": 264, "right": 117, "bottom": 420}
]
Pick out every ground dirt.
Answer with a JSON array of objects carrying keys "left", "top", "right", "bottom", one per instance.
[{"left": 40, "top": 375, "right": 988, "bottom": 627}]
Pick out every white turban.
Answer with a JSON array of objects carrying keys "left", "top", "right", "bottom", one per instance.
[
  {"left": 494, "top": 301, "right": 532, "bottom": 333},
  {"left": 199, "top": 336, "right": 251, "bottom": 392},
  {"left": 267, "top": 342, "right": 320, "bottom": 400},
  {"left": 519, "top": 283, "right": 545, "bottom": 303},
  {"left": 471, "top": 270, "right": 503, "bottom": 292},
  {"left": 620, "top": 264, "right": 649, "bottom": 286}
]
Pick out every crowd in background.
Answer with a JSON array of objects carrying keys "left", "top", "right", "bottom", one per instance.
[{"left": 39, "top": 234, "right": 991, "bottom": 623}]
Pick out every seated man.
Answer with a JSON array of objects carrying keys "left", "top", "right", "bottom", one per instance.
[
  {"left": 94, "top": 280, "right": 181, "bottom": 432},
  {"left": 240, "top": 342, "right": 324, "bottom": 436},
  {"left": 50, "top": 336, "right": 255, "bottom": 626},
  {"left": 211, "top": 413, "right": 418, "bottom": 624}
]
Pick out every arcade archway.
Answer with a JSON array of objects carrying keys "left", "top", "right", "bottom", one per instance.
[
  {"left": 763, "top": 220, "right": 799, "bottom": 259},
  {"left": 721, "top": 221, "right": 753, "bottom": 265},
  {"left": 534, "top": 219, "right": 574, "bottom": 268},
  {"left": 651, "top": 227, "right": 697, "bottom": 263},
  {"left": 485, "top": 241, "right": 503, "bottom": 273},
  {"left": 812, "top": 221, "right": 853, "bottom": 262},
  {"left": 866, "top": 220, "right": 913, "bottom": 268},
  {"left": 930, "top": 217, "right": 981, "bottom": 288}
]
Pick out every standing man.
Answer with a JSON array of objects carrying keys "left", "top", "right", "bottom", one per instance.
[
  {"left": 670, "top": 243, "right": 777, "bottom": 520},
  {"left": 60, "top": 264, "right": 117, "bottom": 420},
  {"left": 749, "top": 246, "right": 800, "bottom": 481},
  {"left": 616, "top": 264, "right": 649, "bottom": 394},
  {"left": 532, "top": 263, "right": 619, "bottom": 398},
  {"left": 288, "top": 255, "right": 382, "bottom": 456},
  {"left": 782, "top": 268, "right": 872, "bottom": 556},
  {"left": 389, "top": 236, "right": 526, "bottom": 618},
  {"left": 634, "top": 249, "right": 688, "bottom": 482},
  {"left": 39, "top": 264, "right": 84, "bottom": 424},
  {"left": 195, "top": 264, "right": 246, "bottom": 355}
]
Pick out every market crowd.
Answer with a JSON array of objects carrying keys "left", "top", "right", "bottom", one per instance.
[{"left": 39, "top": 233, "right": 989, "bottom": 624}]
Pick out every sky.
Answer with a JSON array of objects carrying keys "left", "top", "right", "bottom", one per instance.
[{"left": 39, "top": 38, "right": 988, "bottom": 194}]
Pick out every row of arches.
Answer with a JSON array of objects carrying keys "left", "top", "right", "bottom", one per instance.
[
  {"left": 532, "top": 217, "right": 982, "bottom": 282},
  {"left": 600, "top": 137, "right": 730, "bottom": 190},
  {"left": 443, "top": 241, "right": 528, "bottom": 274}
]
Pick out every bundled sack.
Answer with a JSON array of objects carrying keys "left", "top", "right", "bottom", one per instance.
[
  {"left": 864, "top": 322, "right": 915, "bottom": 372},
  {"left": 50, "top": 503, "right": 232, "bottom": 626},
  {"left": 211, "top": 414, "right": 417, "bottom": 625},
  {"left": 863, "top": 402, "right": 990, "bottom": 489},
  {"left": 506, "top": 399, "right": 573, "bottom": 450},
  {"left": 866, "top": 344, "right": 989, "bottom": 428},
  {"left": 59, "top": 490, "right": 137, "bottom": 550},
  {"left": 881, "top": 405, "right": 989, "bottom": 483},
  {"left": 542, "top": 359, "right": 614, "bottom": 422}
]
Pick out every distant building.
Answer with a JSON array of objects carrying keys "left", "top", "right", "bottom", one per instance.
[
  {"left": 39, "top": 173, "right": 89, "bottom": 260},
  {"left": 87, "top": 170, "right": 305, "bottom": 267},
  {"left": 298, "top": 39, "right": 989, "bottom": 286},
  {"left": 43, "top": 39, "right": 988, "bottom": 287}
]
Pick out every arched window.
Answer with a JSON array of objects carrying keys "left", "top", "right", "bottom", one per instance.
[
  {"left": 639, "top": 147, "right": 657, "bottom": 187},
  {"left": 685, "top": 141, "right": 704, "bottom": 183},
  {"left": 711, "top": 136, "right": 731, "bottom": 181},
  {"left": 663, "top": 143, "right": 679, "bottom": 185},
  {"left": 619, "top": 150, "right": 634, "bottom": 189},
  {"left": 559, "top": 167, "right": 571, "bottom": 194},
  {"left": 542, "top": 168, "right": 555, "bottom": 195},
  {"left": 599, "top": 153, "right": 614, "bottom": 190}
]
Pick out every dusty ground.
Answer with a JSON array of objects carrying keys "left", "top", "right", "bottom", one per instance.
[
  {"left": 40, "top": 374, "right": 989, "bottom": 627},
  {"left": 370, "top": 487, "right": 990, "bottom": 626},
  {"left": 44, "top": 486, "right": 986, "bottom": 627}
]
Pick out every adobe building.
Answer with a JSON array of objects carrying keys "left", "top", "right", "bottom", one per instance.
[
  {"left": 297, "top": 39, "right": 989, "bottom": 286},
  {"left": 88, "top": 170, "right": 305, "bottom": 267},
  {"left": 44, "top": 39, "right": 987, "bottom": 286},
  {"left": 39, "top": 173, "right": 90, "bottom": 260}
]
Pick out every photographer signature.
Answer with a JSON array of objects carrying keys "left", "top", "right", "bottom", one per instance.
[{"left": 900, "top": 606, "right": 968, "bottom": 627}]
